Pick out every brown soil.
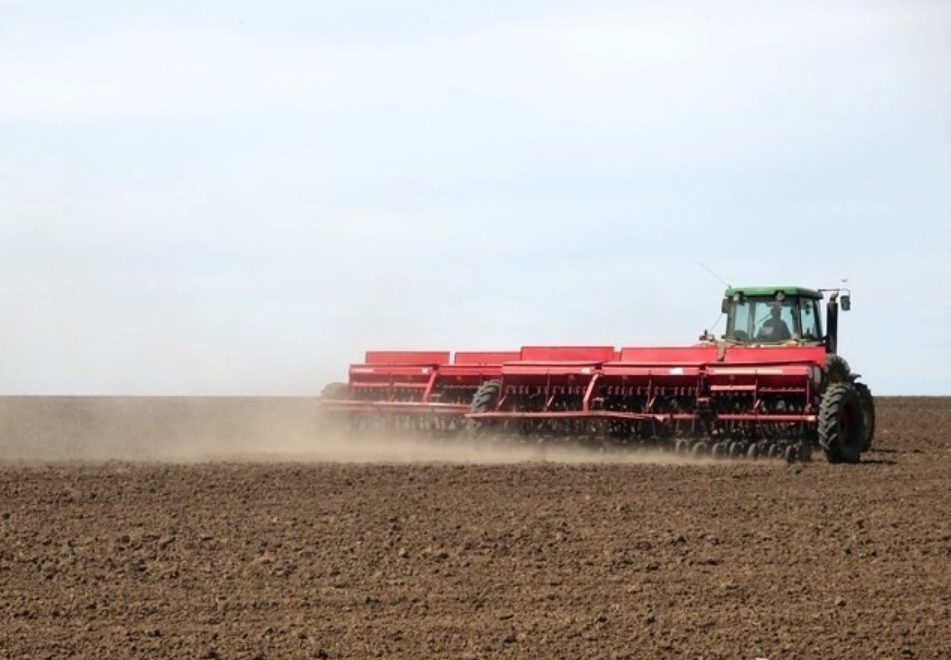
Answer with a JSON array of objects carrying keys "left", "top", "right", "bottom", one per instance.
[{"left": 0, "top": 396, "right": 949, "bottom": 659}]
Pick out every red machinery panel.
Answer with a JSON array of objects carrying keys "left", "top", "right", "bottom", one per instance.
[
  {"left": 453, "top": 351, "right": 521, "bottom": 365},
  {"left": 616, "top": 346, "right": 718, "bottom": 365},
  {"left": 364, "top": 351, "right": 451, "bottom": 365},
  {"left": 503, "top": 363, "right": 602, "bottom": 377},
  {"left": 438, "top": 351, "right": 519, "bottom": 379},
  {"left": 600, "top": 364, "right": 704, "bottom": 378},
  {"left": 721, "top": 345, "right": 826, "bottom": 366},
  {"left": 518, "top": 346, "right": 618, "bottom": 362}
]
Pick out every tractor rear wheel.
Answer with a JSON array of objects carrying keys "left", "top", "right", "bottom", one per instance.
[
  {"left": 854, "top": 381, "right": 876, "bottom": 452},
  {"left": 818, "top": 383, "right": 865, "bottom": 464},
  {"left": 825, "top": 354, "right": 851, "bottom": 384}
]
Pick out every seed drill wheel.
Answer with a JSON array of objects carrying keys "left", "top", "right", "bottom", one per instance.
[
  {"left": 797, "top": 442, "right": 812, "bottom": 462},
  {"left": 783, "top": 445, "right": 798, "bottom": 464},
  {"left": 854, "top": 381, "right": 876, "bottom": 452},
  {"left": 818, "top": 383, "right": 865, "bottom": 464},
  {"left": 319, "top": 381, "right": 349, "bottom": 400},
  {"left": 467, "top": 379, "right": 502, "bottom": 437}
]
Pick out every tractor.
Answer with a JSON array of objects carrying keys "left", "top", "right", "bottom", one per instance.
[{"left": 320, "top": 285, "right": 874, "bottom": 463}]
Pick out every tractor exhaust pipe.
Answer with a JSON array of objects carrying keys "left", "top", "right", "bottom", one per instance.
[{"left": 826, "top": 295, "right": 839, "bottom": 354}]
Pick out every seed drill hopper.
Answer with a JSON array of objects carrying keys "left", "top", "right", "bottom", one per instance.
[{"left": 320, "top": 286, "right": 874, "bottom": 463}]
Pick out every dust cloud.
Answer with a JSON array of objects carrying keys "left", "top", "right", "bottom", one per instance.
[{"left": 0, "top": 396, "right": 723, "bottom": 466}]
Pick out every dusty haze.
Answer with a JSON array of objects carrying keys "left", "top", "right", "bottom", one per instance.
[{"left": 0, "top": 396, "right": 725, "bottom": 465}]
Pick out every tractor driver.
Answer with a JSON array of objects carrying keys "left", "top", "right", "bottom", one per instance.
[{"left": 758, "top": 304, "right": 792, "bottom": 342}]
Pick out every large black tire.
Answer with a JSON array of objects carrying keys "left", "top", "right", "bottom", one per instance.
[
  {"left": 854, "top": 381, "right": 875, "bottom": 451},
  {"left": 470, "top": 379, "right": 502, "bottom": 413},
  {"left": 467, "top": 379, "right": 501, "bottom": 437},
  {"left": 826, "top": 354, "right": 851, "bottom": 384},
  {"left": 320, "top": 381, "right": 349, "bottom": 400},
  {"left": 818, "top": 383, "right": 865, "bottom": 464}
]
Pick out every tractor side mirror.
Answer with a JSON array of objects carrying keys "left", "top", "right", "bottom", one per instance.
[
  {"left": 840, "top": 295, "right": 851, "bottom": 311},
  {"left": 721, "top": 299, "right": 729, "bottom": 314}
]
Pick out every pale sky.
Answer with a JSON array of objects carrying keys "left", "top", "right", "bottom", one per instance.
[{"left": 1, "top": 0, "right": 949, "bottom": 395}]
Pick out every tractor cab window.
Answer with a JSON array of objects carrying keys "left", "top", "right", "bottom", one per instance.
[
  {"left": 726, "top": 296, "right": 799, "bottom": 343},
  {"left": 730, "top": 302, "right": 752, "bottom": 342},
  {"left": 800, "top": 299, "right": 821, "bottom": 340},
  {"left": 755, "top": 301, "right": 795, "bottom": 342}
]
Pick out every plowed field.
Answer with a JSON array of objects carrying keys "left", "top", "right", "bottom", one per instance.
[{"left": 1, "top": 396, "right": 949, "bottom": 659}]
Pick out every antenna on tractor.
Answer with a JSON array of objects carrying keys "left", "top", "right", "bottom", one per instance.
[
  {"left": 698, "top": 261, "right": 731, "bottom": 288},
  {"left": 696, "top": 262, "right": 732, "bottom": 341}
]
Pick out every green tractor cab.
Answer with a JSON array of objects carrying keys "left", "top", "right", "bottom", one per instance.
[{"left": 720, "top": 285, "right": 850, "bottom": 354}]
